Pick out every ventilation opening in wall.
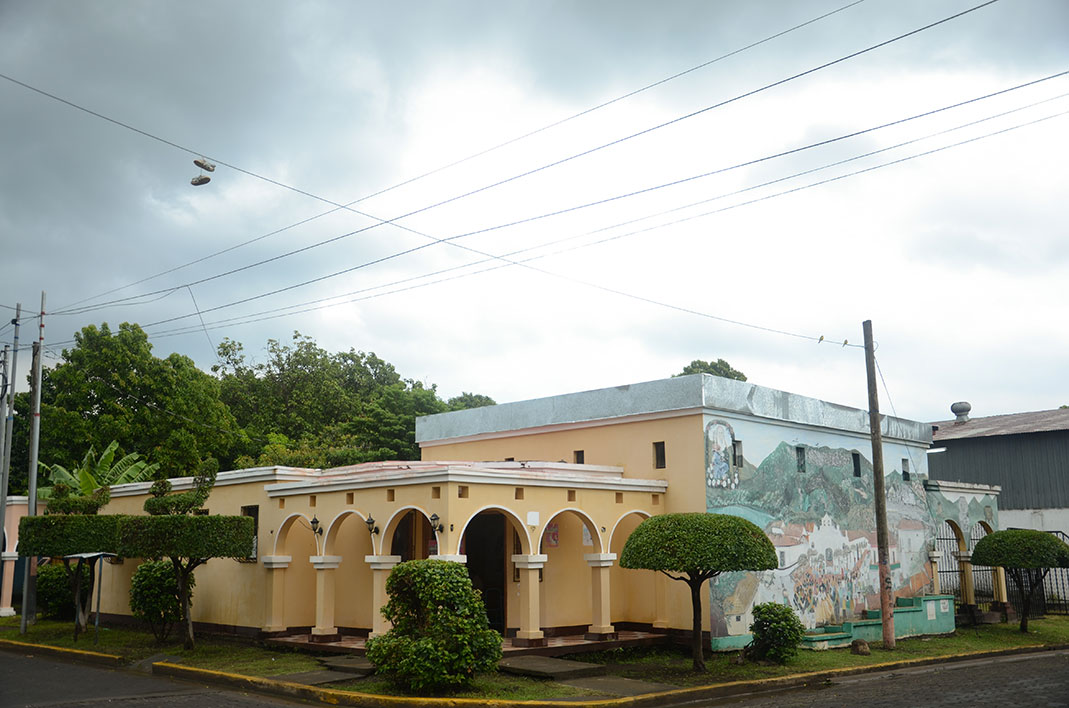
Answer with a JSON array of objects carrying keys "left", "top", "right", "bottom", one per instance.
[
  {"left": 346, "top": 492, "right": 354, "bottom": 505},
  {"left": 458, "top": 485, "right": 469, "bottom": 499},
  {"left": 573, "top": 450, "right": 584, "bottom": 464},
  {"left": 309, "top": 495, "right": 317, "bottom": 508},
  {"left": 615, "top": 492, "right": 624, "bottom": 504},
  {"left": 567, "top": 489, "right": 576, "bottom": 502},
  {"left": 852, "top": 452, "right": 861, "bottom": 478},
  {"left": 652, "top": 493, "right": 660, "bottom": 506},
  {"left": 515, "top": 487, "right": 524, "bottom": 500},
  {"left": 278, "top": 498, "right": 285, "bottom": 510},
  {"left": 431, "top": 486, "right": 441, "bottom": 499},
  {"left": 386, "top": 489, "right": 395, "bottom": 502}
]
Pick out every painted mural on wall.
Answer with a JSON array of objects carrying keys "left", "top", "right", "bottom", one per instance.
[{"left": 705, "top": 424, "right": 939, "bottom": 635}]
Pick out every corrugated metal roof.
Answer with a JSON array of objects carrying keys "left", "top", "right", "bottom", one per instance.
[{"left": 932, "top": 407, "right": 1069, "bottom": 441}]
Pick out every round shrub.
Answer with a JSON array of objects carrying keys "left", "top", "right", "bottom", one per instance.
[
  {"left": 130, "top": 560, "right": 189, "bottom": 644},
  {"left": 35, "top": 562, "right": 88, "bottom": 620},
  {"left": 747, "top": 602, "right": 805, "bottom": 664},
  {"left": 365, "top": 559, "right": 502, "bottom": 693}
]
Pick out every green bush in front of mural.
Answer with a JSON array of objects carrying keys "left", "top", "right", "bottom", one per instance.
[
  {"left": 972, "top": 529, "right": 1069, "bottom": 632},
  {"left": 747, "top": 602, "right": 805, "bottom": 664},
  {"left": 35, "top": 562, "right": 89, "bottom": 620},
  {"left": 620, "top": 512, "right": 778, "bottom": 672},
  {"left": 130, "top": 560, "right": 190, "bottom": 644},
  {"left": 365, "top": 559, "right": 502, "bottom": 694}
]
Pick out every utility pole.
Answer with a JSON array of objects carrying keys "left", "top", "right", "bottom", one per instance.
[
  {"left": 0, "top": 345, "right": 9, "bottom": 562},
  {"left": 1, "top": 305, "right": 20, "bottom": 581},
  {"left": 19, "top": 294, "right": 44, "bottom": 634},
  {"left": 863, "top": 320, "right": 895, "bottom": 649}
]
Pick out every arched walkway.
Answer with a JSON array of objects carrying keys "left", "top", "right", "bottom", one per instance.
[{"left": 609, "top": 511, "right": 655, "bottom": 626}]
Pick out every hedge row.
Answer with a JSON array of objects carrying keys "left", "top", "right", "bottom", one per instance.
[{"left": 18, "top": 514, "right": 254, "bottom": 560}]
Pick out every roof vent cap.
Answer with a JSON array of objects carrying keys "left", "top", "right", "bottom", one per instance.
[{"left": 951, "top": 401, "right": 971, "bottom": 422}]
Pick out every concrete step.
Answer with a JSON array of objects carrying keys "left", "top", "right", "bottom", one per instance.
[
  {"left": 317, "top": 655, "right": 374, "bottom": 675},
  {"left": 498, "top": 655, "right": 606, "bottom": 680}
]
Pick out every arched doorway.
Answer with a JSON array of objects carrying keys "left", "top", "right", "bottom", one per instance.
[
  {"left": 461, "top": 511, "right": 509, "bottom": 633},
  {"left": 274, "top": 514, "right": 318, "bottom": 631},
  {"left": 539, "top": 509, "right": 600, "bottom": 632},
  {"left": 969, "top": 522, "right": 996, "bottom": 612},
  {"left": 609, "top": 511, "right": 654, "bottom": 626},
  {"left": 388, "top": 509, "right": 436, "bottom": 562},
  {"left": 936, "top": 520, "right": 966, "bottom": 609}
]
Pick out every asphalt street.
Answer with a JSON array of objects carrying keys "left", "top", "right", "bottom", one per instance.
[
  {"left": 0, "top": 651, "right": 306, "bottom": 708},
  {"left": 710, "top": 650, "right": 1069, "bottom": 708}
]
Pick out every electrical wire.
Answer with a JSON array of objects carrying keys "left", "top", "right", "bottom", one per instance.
[
  {"left": 33, "top": 0, "right": 869, "bottom": 313},
  {"left": 141, "top": 107, "right": 1069, "bottom": 349},
  {"left": 136, "top": 91, "right": 1069, "bottom": 333},
  {"left": 47, "top": 0, "right": 1000, "bottom": 317}
]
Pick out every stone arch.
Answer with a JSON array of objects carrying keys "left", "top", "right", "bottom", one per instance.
[
  {"left": 381, "top": 506, "right": 435, "bottom": 561},
  {"left": 936, "top": 519, "right": 968, "bottom": 608},
  {"left": 540, "top": 507, "right": 603, "bottom": 554},
  {"left": 969, "top": 520, "right": 998, "bottom": 610},
  {"left": 323, "top": 509, "right": 370, "bottom": 557},
  {"left": 609, "top": 510, "right": 654, "bottom": 625},
  {"left": 607, "top": 509, "right": 651, "bottom": 552},
  {"left": 273, "top": 513, "right": 315, "bottom": 556},
  {"left": 456, "top": 505, "right": 531, "bottom": 555}
]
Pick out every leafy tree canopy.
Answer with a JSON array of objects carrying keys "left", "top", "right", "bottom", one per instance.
[
  {"left": 447, "top": 392, "right": 497, "bottom": 411},
  {"left": 674, "top": 358, "right": 747, "bottom": 381},
  {"left": 972, "top": 529, "right": 1069, "bottom": 632},
  {"left": 621, "top": 513, "right": 776, "bottom": 671},
  {"left": 10, "top": 323, "right": 238, "bottom": 492}
]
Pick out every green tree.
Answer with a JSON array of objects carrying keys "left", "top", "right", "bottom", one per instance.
[
  {"left": 10, "top": 323, "right": 238, "bottom": 492},
  {"left": 39, "top": 440, "right": 158, "bottom": 499},
  {"left": 447, "top": 392, "right": 497, "bottom": 411},
  {"left": 119, "top": 465, "right": 254, "bottom": 649},
  {"left": 747, "top": 602, "right": 805, "bottom": 664},
  {"left": 674, "top": 358, "right": 747, "bottom": 381},
  {"left": 365, "top": 559, "right": 502, "bottom": 693},
  {"left": 971, "top": 529, "right": 1069, "bottom": 632},
  {"left": 130, "top": 559, "right": 189, "bottom": 644},
  {"left": 620, "top": 513, "right": 777, "bottom": 671}
]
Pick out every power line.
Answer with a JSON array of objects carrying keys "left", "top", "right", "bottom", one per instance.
[
  {"left": 136, "top": 84, "right": 1069, "bottom": 331},
  {"left": 140, "top": 106, "right": 1069, "bottom": 349},
  {"left": 30, "top": 0, "right": 869, "bottom": 313},
  {"left": 48, "top": 0, "right": 1002, "bottom": 317}
]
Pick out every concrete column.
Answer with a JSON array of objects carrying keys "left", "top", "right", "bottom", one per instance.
[
  {"left": 928, "top": 550, "right": 941, "bottom": 595},
  {"left": 512, "top": 554, "right": 548, "bottom": 647},
  {"left": 584, "top": 553, "right": 617, "bottom": 639},
  {"left": 261, "top": 555, "right": 291, "bottom": 633},
  {"left": 310, "top": 555, "right": 342, "bottom": 642},
  {"left": 956, "top": 551, "right": 977, "bottom": 606},
  {"left": 365, "top": 555, "right": 401, "bottom": 638},
  {"left": 995, "top": 566, "right": 1009, "bottom": 603},
  {"left": 653, "top": 572, "right": 670, "bottom": 629},
  {"left": 0, "top": 552, "right": 17, "bottom": 617}
]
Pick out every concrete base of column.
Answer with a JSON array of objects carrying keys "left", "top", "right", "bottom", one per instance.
[
  {"left": 260, "top": 626, "right": 289, "bottom": 636},
  {"left": 0, "top": 608, "right": 14, "bottom": 617},
  {"left": 584, "top": 630, "right": 618, "bottom": 641},
  {"left": 310, "top": 630, "right": 341, "bottom": 643},
  {"left": 512, "top": 636, "right": 546, "bottom": 647}
]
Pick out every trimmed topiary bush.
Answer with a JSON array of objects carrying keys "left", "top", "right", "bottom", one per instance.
[
  {"left": 35, "top": 562, "right": 88, "bottom": 620},
  {"left": 972, "top": 528, "right": 1069, "bottom": 632},
  {"left": 365, "top": 559, "right": 502, "bottom": 693},
  {"left": 747, "top": 602, "right": 806, "bottom": 664},
  {"left": 130, "top": 560, "right": 190, "bottom": 644},
  {"left": 620, "top": 513, "right": 778, "bottom": 671}
]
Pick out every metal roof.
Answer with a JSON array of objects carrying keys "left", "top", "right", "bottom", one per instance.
[{"left": 932, "top": 407, "right": 1069, "bottom": 441}]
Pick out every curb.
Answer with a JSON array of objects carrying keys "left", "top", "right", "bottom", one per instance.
[
  {"left": 152, "top": 643, "right": 1069, "bottom": 708},
  {"left": 0, "top": 637, "right": 125, "bottom": 667}
]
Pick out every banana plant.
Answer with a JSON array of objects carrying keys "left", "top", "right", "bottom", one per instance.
[{"left": 39, "top": 441, "right": 159, "bottom": 498}]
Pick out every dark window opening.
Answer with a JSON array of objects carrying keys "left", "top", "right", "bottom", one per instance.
[
  {"left": 796, "top": 446, "right": 806, "bottom": 474},
  {"left": 852, "top": 452, "right": 861, "bottom": 478},
  {"left": 240, "top": 505, "right": 259, "bottom": 561},
  {"left": 902, "top": 458, "right": 910, "bottom": 482},
  {"left": 653, "top": 441, "right": 666, "bottom": 469},
  {"left": 573, "top": 450, "right": 585, "bottom": 464},
  {"left": 732, "top": 440, "right": 744, "bottom": 468}
]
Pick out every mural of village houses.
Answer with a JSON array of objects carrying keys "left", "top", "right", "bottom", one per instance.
[{"left": 701, "top": 416, "right": 990, "bottom": 638}]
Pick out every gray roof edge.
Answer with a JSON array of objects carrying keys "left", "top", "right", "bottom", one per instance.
[
  {"left": 418, "top": 374, "right": 932, "bottom": 445},
  {"left": 416, "top": 375, "right": 705, "bottom": 443}
]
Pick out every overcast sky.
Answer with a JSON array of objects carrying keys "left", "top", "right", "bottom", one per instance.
[{"left": 1, "top": 0, "right": 1066, "bottom": 425}]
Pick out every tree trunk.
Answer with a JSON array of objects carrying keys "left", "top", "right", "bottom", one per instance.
[
  {"left": 175, "top": 559, "right": 195, "bottom": 650},
  {"left": 688, "top": 575, "right": 706, "bottom": 672}
]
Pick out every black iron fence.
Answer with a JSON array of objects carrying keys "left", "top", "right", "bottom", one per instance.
[{"left": 1004, "top": 529, "right": 1069, "bottom": 618}]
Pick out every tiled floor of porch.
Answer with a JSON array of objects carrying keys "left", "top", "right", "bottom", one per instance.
[{"left": 266, "top": 629, "right": 671, "bottom": 657}]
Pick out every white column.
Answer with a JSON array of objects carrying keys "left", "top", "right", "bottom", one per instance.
[
  {"left": 584, "top": 552, "right": 617, "bottom": 639},
  {"left": 310, "top": 555, "right": 342, "bottom": 641},
  {"left": 512, "top": 554, "right": 548, "bottom": 646},
  {"left": 365, "top": 555, "right": 401, "bottom": 638},
  {"left": 261, "top": 555, "right": 291, "bottom": 633}
]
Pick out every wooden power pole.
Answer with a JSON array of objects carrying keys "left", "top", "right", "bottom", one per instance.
[{"left": 863, "top": 320, "right": 895, "bottom": 649}]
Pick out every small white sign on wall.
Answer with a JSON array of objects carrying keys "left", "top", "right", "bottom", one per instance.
[
  {"left": 927, "top": 601, "right": 936, "bottom": 621},
  {"left": 940, "top": 599, "right": 950, "bottom": 614}
]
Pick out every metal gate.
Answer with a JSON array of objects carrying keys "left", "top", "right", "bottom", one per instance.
[
  {"left": 936, "top": 522, "right": 962, "bottom": 606},
  {"left": 969, "top": 524, "right": 995, "bottom": 612}
]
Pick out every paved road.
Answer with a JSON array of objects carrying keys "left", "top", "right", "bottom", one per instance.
[
  {"left": 711, "top": 650, "right": 1069, "bottom": 707},
  {"left": 0, "top": 651, "right": 306, "bottom": 708}
]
